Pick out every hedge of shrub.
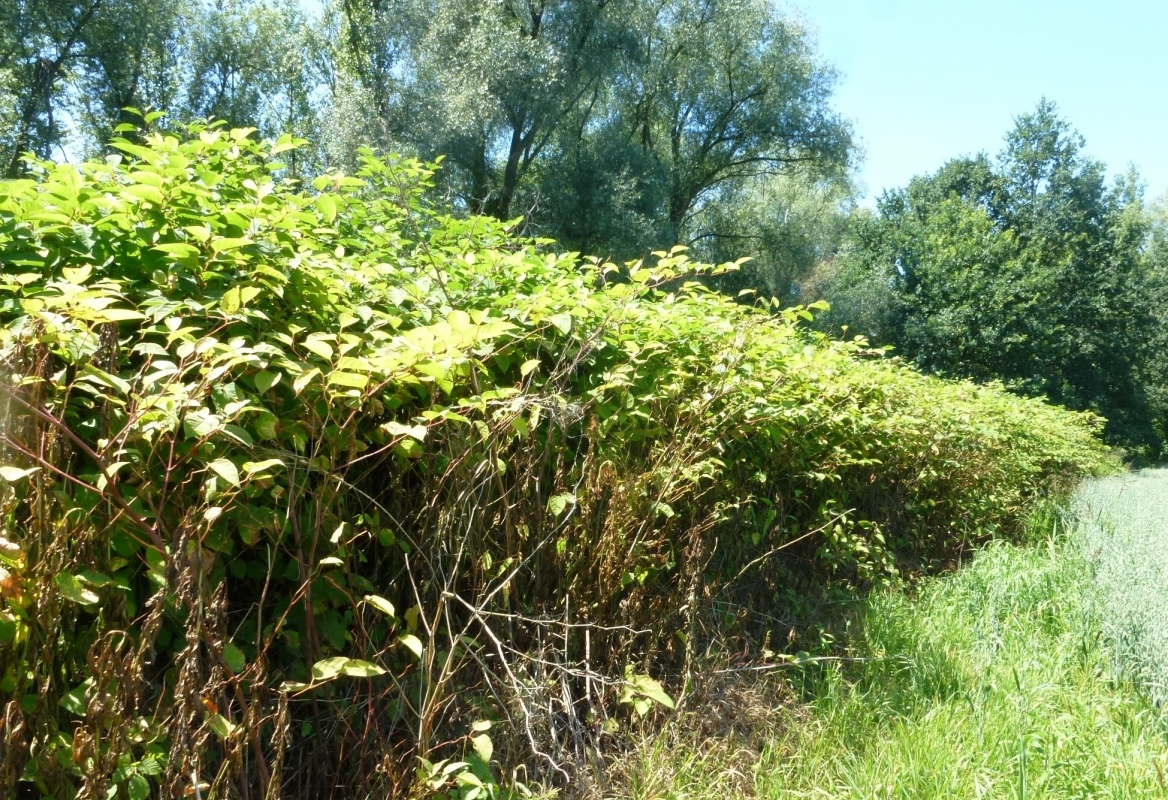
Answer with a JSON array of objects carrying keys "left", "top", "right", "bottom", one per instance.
[{"left": 0, "top": 124, "right": 1111, "bottom": 798}]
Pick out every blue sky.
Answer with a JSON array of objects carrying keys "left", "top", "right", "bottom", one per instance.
[{"left": 797, "top": 1, "right": 1168, "bottom": 203}]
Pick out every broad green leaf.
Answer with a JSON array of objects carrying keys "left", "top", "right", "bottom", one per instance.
[
  {"left": 243, "top": 459, "right": 283, "bottom": 477},
  {"left": 292, "top": 368, "right": 320, "bottom": 395},
  {"left": 311, "top": 657, "right": 348, "bottom": 681},
  {"left": 92, "top": 308, "right": 146, "bottom": 323},
  {"left": 302, "top": 336, "right": 334, "bottom": 360},
  {"left": 80, "top": 364, "right": 132, "bottom": 395},
  {"left": 315, "top": 193, "right": 337, "bottom": 223},
  {"left": 364, "top": 595, "right": 396, "bottom": 618},
  {"left": 210, "top": 237, "right": 253, "bottom": 253},
  {"left": 340, "top": 660, "right": 386, "bottom": 678},
  {"left": 56, "top": 573, "right": 100, "bottom": 605},
  {"left": 547, "top": 493, "right": 575, "bottom": 516},
  {"left": 471, "top": 733, "right": 493, "bottom": 762},
  {"left": 549, "top": 312, "right": 573, "bottom": 334},
  {"left": 629, "top": 673, "right": 675, "bottom": 710},
  {"left": 221, "top": 286, "right": 241, "bottom": 315},
  {"left": 311, "top": 657, "right": 386, "bottom": 682},
  {"left": 58, "top": 678, "right": 93, "bottom": 716},
  {"left": 328, "top": 371, "right": 369, "bottom": 389},
  {"left": 399, "top": 633, "right": 423, "bottom": 658},
  {"left": 208, "top": 713, "right": 237, "bottom": 740},
  {"left": 76, "top": 570, "right": 113, "bottom": 587},
  {"left": 207, "top": 458, "right": 240, "bottom": 486},
  {"left": 152, "top": 243, "right": 200, "bottom": 259},
  {"left": 121, "top": 184, "right": 164, "bottom": 205},
  {"left": 127, "top": 773, "right": 150, "bottom": 800},
  {"left": 381, "top": 421, "right": 427, "bottom": 441},
  {"left": 223, "top": 644, "right": 246, "bottom": 674},
  {"left": 0, "top": 466, "right": 38, "bottom": 482},
  {"left": 254, "top": 370, "right": 281, "bottom": 393}
]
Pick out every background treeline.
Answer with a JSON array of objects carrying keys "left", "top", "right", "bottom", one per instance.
[
  {"left": 813, "top": 101, "right": 1168, "bottom": 454},
  {"left": 0, "top": 0, "right": 854, "bottom": 281}
]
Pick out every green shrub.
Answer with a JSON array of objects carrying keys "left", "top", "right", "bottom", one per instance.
[{"left": 0, "top": 123, "right": 1111, "bottom": 798}]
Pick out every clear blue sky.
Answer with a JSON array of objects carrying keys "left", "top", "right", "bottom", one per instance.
[{"left": 797, "top": 1, "right": 1168, "bottom": 203}]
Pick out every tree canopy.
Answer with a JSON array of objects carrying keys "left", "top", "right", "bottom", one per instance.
[
  {"left": 820, "top": 101, "right": 1160, "bottom": 450},
  {"left": 0, "top": 0, "right": 854, "bottom": 269}
]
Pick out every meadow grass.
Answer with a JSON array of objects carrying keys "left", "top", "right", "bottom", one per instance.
[
  {"left": 1075, "top": 469, "right": 1168, "bottom": 708},
  {"left": 612, "top": 487, "right": 1168, "bottom": 799}
]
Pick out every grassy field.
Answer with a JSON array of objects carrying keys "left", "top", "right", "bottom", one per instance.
[
  {"left": 614, "top": 482, "right": 1168, "bottom": 799},
  {"left": 1075, "top": 470, "right": 1168, "bottom": 710}
]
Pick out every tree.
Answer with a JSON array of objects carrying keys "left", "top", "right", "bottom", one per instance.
[
  {"left": 692, "top": 170, "right": 855, "bottom": 304},
  {"left": 67, "top": 0, "right": 186, "bottom": 146},
  {"left": 616, "top": 0, "right": 852, "bottom": 245},
  {"left": 1, "top": 0, "right": 108, "bottom": 173},
  {"left": 339, "top": 0, "right": 631, "bottom": 217},
  {"left": 335, "top": 0, "right": 854, "bottom": 260},
  {"left": 821, "top": 101, "right": 1158, "bottom": 450}
]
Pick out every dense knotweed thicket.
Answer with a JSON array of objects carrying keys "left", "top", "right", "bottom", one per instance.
[{"left": 0, "top": 125, "right": 1111, "bottom": 799}]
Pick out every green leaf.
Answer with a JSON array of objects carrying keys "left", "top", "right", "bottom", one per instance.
[
  {"left": 93, "top": 308, "right": 147, "bottom": 323},
  {"left": 127, "top": 773, "right": 150, "bottom": 800},
  {"left": 328, "top": 371, "right": 369, "bottom": 390},
  {"left": 471, "top": 733, "right": 493, "bottom": 762},
  {"left": 208, "top": 713, "right": 237, "bottom": 740},
  {"left": 381, "top": 421, "right": 427, "bottom": 441},
  {"left": 629, "top": 673, "right": 675, "bottom": 710},
  {"left": 207, "top": 458, "right": 240, "bottom": 486},
  {"left": 56, "top": 573, "right": 100, "bottom": 605},
  {"left": 152, "top": 242, "right": 200, "bottom": 259},
  {"left": 302, "top": 336, "right": 334, "bottom": 360},
  {"left": 315, "top": 193, "right": 338, "bottom": 223},
  {"left": 311, "top": 657, "right": 347, "bottom": 681},
  {"left": 76, "top": 570, "right": 113, "bottom": 587},
  {"left": 223, "top": 644, "right": 246, "bottom": 674},
  {"left": 254, "top": 370, "right": 281, "bottom": 393},
  {"left": 243, "top": 458, "right": 283, "bottom": 477},
  {"left": 80, "top": 364, "right": 132, "bottom": 395},
  {"left": 399, "top": 633, "right": 424, "bottom": 659},
  {"left": 340, "top": 659, "right": 386, "bottom": 678},
  {"left": 0, "top": 466, "right": 38, "bottom": 482},
  {"left": 121, "top": 183, "right": 164, "bottom": 205},
  {"left": 549, "top": 312, "right": 573, "bottom": 335},
  {"left": 221, "top": 286, "right": 241, "bottom": 315},
  {"left": 364, "top": 594, "right": 396, "bottom": 618},
  {"left": 59, "top": 678, "right": 93, "bottom": 716},
  {"left": 210, "top": 237, "right": 254, "bottom": 253},
  {"left": 547, "top": 493, "right": 575, "bottom": 516},
  {"left": 311, "top": 657, "right": 386, "bottom": 682}
]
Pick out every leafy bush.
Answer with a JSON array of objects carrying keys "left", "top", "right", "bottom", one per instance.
[{"left": 0, "top": 124, "right": 1110, "bottom": 798}]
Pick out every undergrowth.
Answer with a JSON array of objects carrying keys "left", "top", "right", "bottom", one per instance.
[
  {"left": 0, "top": 122, "right": 1111, "bottom": 799},
  {"left": 615, "top": 502, "right": 1168, "bottom": 799}
]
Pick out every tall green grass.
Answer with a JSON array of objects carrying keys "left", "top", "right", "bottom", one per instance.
[
  {"left": 1075, "top": 470, "right": 1168, "bottom": 708},
  {"left": 614, "top": 502, "right": 1168, "bottom": 798}
]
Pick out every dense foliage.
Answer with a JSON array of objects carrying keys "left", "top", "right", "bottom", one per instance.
[
  {"left": 0, "top": 126, "right": 1109, "bottom": 798},
  {"left": 818, "top": 102, "right": 1162, "bottom": 452}
]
